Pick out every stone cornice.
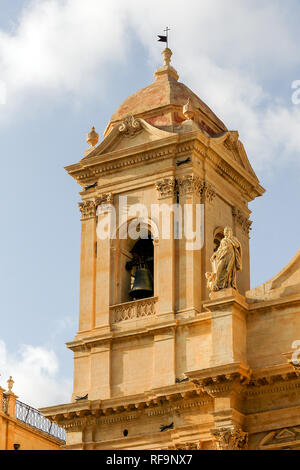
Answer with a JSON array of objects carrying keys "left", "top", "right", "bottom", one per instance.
[
  {"left": 41, "top": 385, "right": 212, "bottom": 429},
  {"left": 66, "top": 132, "right": 264, "bottom": 203},
  {"left": 186, "top": 362, "right": 300, "bottom": 400},
  {"left": 247, "top": 293, "right": 300, "bottom": 313}
]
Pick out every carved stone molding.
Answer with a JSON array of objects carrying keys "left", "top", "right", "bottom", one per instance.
[
  {"left": 191, "top": 367, "right": 250, "bottom": 398},
  {"left": 78, "top": 200, "right": 97, "bottom": 220},
  {"left": 232, "top": 207, "right": 252, "bottom": 235},
  {"left": 155, "top": 177, "right": 177, "bottom": 199},
  {"left": 211, "top": 425, "right": 248, "bottom": 450},
  {"left": 118, "top": 115, "right": 142, "bottom": 137},
  {"left": 224, "top": 133, "right": 238, "bottom": 151}
]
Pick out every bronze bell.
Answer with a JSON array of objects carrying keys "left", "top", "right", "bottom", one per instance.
[{"left": 129, "top": 264, "right": 153, "bottom": 300}]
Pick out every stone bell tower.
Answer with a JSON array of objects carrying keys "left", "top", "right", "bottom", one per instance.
[{"left": 42, "top": 49, "right": 267, "bottom": 450}]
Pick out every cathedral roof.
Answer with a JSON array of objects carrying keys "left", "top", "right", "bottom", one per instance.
[{"left": 104, "top": 48, "right": 227, "bottom": 137}]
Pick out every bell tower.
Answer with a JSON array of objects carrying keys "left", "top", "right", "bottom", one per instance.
[{"left": 42, "top": 49, "right": 265, "bottom": 450}]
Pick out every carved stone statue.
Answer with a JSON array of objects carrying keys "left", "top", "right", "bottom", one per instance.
[{"left": 206, "top": 226, "right": 242, "bottom": 292}]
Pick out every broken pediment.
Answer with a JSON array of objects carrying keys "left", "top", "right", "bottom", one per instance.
[
  {"left": 211, "top": 131, "right": 258, "bottom": 180},
  {"left": 82, "top": 116, "right": 176, "bottom": 159},
  {"left": 247, "top": 250, "right": 300, "bottom": 302}
]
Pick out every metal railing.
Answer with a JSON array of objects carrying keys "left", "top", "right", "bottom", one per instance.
[{"left": 15, "top": 400, "right": 66, "bottom": 442}]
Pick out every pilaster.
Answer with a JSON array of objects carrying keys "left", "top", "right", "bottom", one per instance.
[
  {"left": 155, "top": 178, "right": 176, "bottom": 317},
  {"left": 152, "top": 327, "right": 176, "bottom": 388},
  {"left": 78, "top": 200, "right": 97, "bottom": 331}
]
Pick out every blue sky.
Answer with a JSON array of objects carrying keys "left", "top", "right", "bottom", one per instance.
[{"left": 0, "top": 0, "right": 299, "bottom": 407}]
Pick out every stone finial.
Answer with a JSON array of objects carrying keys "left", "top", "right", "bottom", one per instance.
[
  {"left": 7, "top": 376, "right": 14, "bottom": 393},
  {"left": 162, "top": 48, "right": 172, "bottom": 66},
  {"left": 183, "top": 99, "right": 195, "bottom": 120},
  {"left": 86, "top": 126, "right": 99, "bottom": 147}
]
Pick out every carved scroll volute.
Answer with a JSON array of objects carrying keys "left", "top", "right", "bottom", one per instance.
[{"left": 118, "top": 115, "right": 142, "bottom": 137}]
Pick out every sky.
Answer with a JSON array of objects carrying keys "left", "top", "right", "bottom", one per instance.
[{"left": 0, "top": 0, "right": 299, "bottom": 408}]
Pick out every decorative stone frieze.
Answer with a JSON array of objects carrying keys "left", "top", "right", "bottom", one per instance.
[
  {"left": 155, "top": 177, "right": 176, "bottom": 199},
  {"left": 118, "top": 115, "right": 142, "bottom": 137},
  {"left": 211, "top": 425, "right": 248, "bottom": 450},
  {"left": 232, "top": 207, "right": 252, "bottom": 235}
]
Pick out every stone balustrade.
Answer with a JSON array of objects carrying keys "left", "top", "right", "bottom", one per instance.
[{"left": 110, "top": 297, "right": 158, "bottom": 324}]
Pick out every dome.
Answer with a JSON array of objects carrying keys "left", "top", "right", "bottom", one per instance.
[{"left": 105, "top": 48, "right": 227, "bottom": 137}]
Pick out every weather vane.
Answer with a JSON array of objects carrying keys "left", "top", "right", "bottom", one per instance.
[{"left": 157, "top": 26, "right": 170, "bottom": 49}]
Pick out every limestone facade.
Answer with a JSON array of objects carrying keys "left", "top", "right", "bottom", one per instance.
[{"left": 41, "top": 50, "right": 300, "bottom": 450}]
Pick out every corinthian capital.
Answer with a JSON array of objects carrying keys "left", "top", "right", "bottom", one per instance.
[
  {"left": 78, "top": 200, "right": 97, "bottom": 220},
  {"left": 211, "top": 425, "right": 248, "bottom": 450},
  {"left": 176, "top": 175, "right": 216, "bottom": 202},
  {"left": 155, "top": 177, "right": 176, "bottom": 199},
  {"left": 96, "top": 193, "right": 113, "bottom": 206},
  {"left": 177, "top": 175, "right": 205, "bottom": 196},
  {"left": 232, "top": 207, "right": 252, "bottom": 235}
]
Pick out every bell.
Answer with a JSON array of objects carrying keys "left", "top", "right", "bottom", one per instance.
[{"left": 129, "top": 264, "right": 153, "bottom": 300}]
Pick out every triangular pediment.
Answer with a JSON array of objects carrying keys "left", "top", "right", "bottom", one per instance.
[
  {"left": 82, "top": 116, "right": 176, "bottom": 160},
  {"left": 212, "top": 131, "right": 258, "bottom": 180},
  {"left": 259, "top": 427, "right": 300, "bottom": 449}
]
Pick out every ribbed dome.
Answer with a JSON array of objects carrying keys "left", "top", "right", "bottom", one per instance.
[{"left": 105, "top": 49, "right": 227, "bottom": 137}]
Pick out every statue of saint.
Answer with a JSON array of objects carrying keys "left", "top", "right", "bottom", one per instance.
[{"left": 206, "top": 227, "right": 242, "bottom": 292}]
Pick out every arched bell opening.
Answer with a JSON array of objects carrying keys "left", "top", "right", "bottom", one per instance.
[
  {"left": 126, "top": 235, "right": 154, "bottom": 301},
  {"left": 110, "top": 220, "right": 157, "bottom": 306}
]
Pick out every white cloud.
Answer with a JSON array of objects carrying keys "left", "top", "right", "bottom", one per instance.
[
  {"left": 0, "top": 0, "right": 300, "bottom": 170},
  {"left": 0, "top": 340, "right": 72, "bottom": 408}
]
